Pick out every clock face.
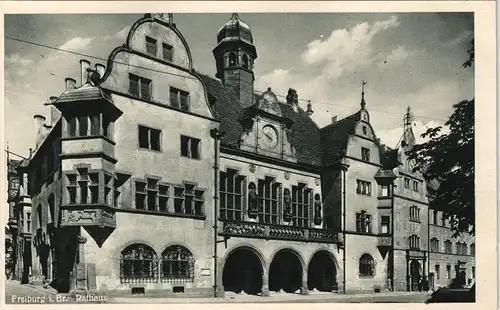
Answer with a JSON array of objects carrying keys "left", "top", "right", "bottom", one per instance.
[{"left": 262, "top": 125, "right": 279, "bottom": 149}]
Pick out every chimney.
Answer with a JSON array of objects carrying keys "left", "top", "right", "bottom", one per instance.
[
  {"left": 80, "top": 59, "right": 91, "bottom": 86},
  {"left": 331, "top": 116, "right": 338, "bottom": 124},
  {"left": 95, "top": 63, "right": 105, "bottom": 79},
  {"left": 65, "top": 78, "right": 76, "bottom": 91},
  {"left": 34, "top": 115, "right": 47, "bottom": 148}
]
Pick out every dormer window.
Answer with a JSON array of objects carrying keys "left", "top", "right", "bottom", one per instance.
[
  {"left": 162, "top": 43, "right": 173, "bottom": 62},
  {"left": 228, "top": 53, "right": 237, "bottom": 66},
  {"left": 146, "top": 36, "right": 157, "bottom": 56},
  {"left": 242, "top": 54, "right": 249, "bottom": 69},
  {"left": 362, "top": 125, "right": 368, "bottom": 135},
  {"left": 361, "top": 147, "right": 370, "bottom": 162}
]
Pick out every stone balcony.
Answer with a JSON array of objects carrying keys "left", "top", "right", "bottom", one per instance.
[{"left": 219, "top": 219, "right": 343, "bottom": 244}]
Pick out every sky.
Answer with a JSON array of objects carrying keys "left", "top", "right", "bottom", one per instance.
[{"left": 4, "top": 12, "right": 474, "bottom": 159}]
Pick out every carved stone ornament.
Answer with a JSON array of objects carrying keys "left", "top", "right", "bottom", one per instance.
[
  {"left": 313, "top": 194, "right": 323, "bottom": 225},
  {"left": 283, "top": 188, "right": 292, "bottom": 222},
  {"left": 247, "top": 182, "right": 259, "bottom": 219},
  {"left": 249, "top": 164, "right": 256, "bottom": 173},
  {"left": 284, "top": 172, "right": 290, "bottom": 180},
  {"left": 68, "top": 210, "right": 97, "bottom": 223},
  {"left": 77, "top": 236, "right": 88, "bottom": 244},
  {"left": 315, "top": 178, "right": 320, "bottom": 186}
]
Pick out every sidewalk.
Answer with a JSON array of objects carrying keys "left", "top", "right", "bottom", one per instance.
[{"left": 108, "top": 291, "right": 431, "bottom": 304}]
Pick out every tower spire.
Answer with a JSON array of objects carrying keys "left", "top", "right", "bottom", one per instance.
[{"left": 361, "top": 80, "right": 367, "bottom": 109}]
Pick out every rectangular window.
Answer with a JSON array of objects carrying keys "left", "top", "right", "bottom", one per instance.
[
  {"left": 445, "top": 240, "right": 452, "bottom": 254},
  {"left": 433, "top": 210, "right": 438, "bottom": 225},
  {"left": 362, "top": 125, "right": 367, "bottom": 135},
  {"left": 258, "top": 178, "right": 280, "bottom": 225},
  {"left": 89, "top": 173, "right": 99, "bottom": 204},
  {"left": 219, "top": 170, "right": 243, "bottom": 221},
  {"left": 431, "top": 238, "right": 440, "bottom": 252},
  {"left": 146, "top": 36, "right": 157, "bottom": 56},
  {"left": 410, "top": 206, "right": 420, "bottom": 222},
  {"left": 404, "top": 178, "right": 411, "bottom": 189},
  {"left": 291, "top": 184, "right": 309, "bottom": 227},
  {"left": 356, "top": 180, "right": 371, "bottom": 196},
  {"left": 78, "top": 116, "right": 88, "bottom": 137},
  {"left": 470, "top": 243, "right": 475, "bottom": 255},
  {"left": 158, "top": 183, "right": 169, "bottom": 213},
  {"left": 435, "top": 265, "right": 440, "bottom": 280},
  {"left": 361, "top": 147, "right": 370, "bottom": 161},
  {"left": 162, "top": 43, "right": 173, "bottom": 62},
  {"left": 356, "top": 211, "right": 372, "bottom": 233},
  {"left": 446, "top": 265, "right": 452, "bottom": 279},
  {"left": 170, "top": 87, "right": 190, "bottom": 111},
  {"left": 90, "top": 114, "right": 100, "bottom": 136},
  {"left": 173, "top": 185, "right": 204, "bottom": 216},
  {"left": 380, "top": 184, "right": 390, "bottom": 197},
  {"left": 472, "top": 266, "right": 475, "bottom": 279},
  {"left": 67, "top": 174, "right": 77, "bottom": 204},
  {"left": 129, "top": 74, "right": 152, "bottom": 100},
  {"left": 138, "top": 125, "right": 162, "bottom": 151},
  {"left": 26, "top": 212, "right": 31, "bottom": 233},
  {"left": 408, "top": 235, "right": 420, "bottom": 250},
  {"left": 135, "top": 181, "right": 146, "bottom": 210},
  {"left": 380, "top": 216, "right": 390, "bottom": 234},
  {"left": 68, "top": 116, "right": 77, "bottom": 137},
  {"left": 146, "top": 178, "right": 158, "bottom": 211},
  {"left": 413, "top": 180, "right": 420, "bottom": 192},
  {"left": 180, "top": 136, "right": 200, "bottom": 159}
]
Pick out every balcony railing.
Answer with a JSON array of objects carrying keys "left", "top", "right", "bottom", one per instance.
[
  {"left": 220, "top": 219, "right": 343, "bottom": 244},
  {"left": 377, "top": 235, "right": 392, "bottom": 247}
]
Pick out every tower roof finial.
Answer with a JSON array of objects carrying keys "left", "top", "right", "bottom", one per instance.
[
  {"left": 361, "top": 80, "right": 367, "bottom": 109},
  {"left": 231, "top": 13, "right": 240, "bottom": 19}
]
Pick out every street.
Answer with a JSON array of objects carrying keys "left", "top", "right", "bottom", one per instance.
[{"left": 4, "top": 281, "right": 430, "bottom": 304}]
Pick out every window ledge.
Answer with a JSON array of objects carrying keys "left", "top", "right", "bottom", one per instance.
[
  {"left": 62, "top": 135, "right": 116, "bottom": 145},
  {"left": 119, "top": 208, "right": 206, "bottom": 220},
  {"left": 358, "top": 275, "right": 375, "bottom": 279},
  {"left": 138, "top": 147, "right": 163, "bottom": 153}
]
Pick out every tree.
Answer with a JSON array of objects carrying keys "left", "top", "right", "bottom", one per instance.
[{"left": 408, "top": 39, "right": 474, "bottom": 236}]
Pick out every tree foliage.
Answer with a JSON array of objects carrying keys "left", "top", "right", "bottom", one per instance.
[{"left": 407, "top": 39, "right": 474, "bottom": 236}]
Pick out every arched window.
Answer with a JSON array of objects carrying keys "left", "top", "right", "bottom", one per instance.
[
  {"left": 161, "top": 245, "right": 194, "bottom": 282},
  {"left": 37, "top": 204, "right": 43, "bottom": 229},
  {"left": 242, "top": 54, "right": 249, "bottom": 69},
  {"left": 120, "top": 243, "right": 158, "bottom": 283},
  {"left": 359, "top": 253, "right": 375, "bottom": 276},
  {"left": 48, "top": 194, "right": 55, "bottom": 224},
  {"left": 470, "top": 243, "right": 475, "bottom": 255},
  {"left": 228, "top": 53, "right": 237, "bottom": 66}
]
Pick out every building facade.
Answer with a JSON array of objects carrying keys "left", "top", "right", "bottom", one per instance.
[{"left": 5, "top": 13, "right": 474, "bottom": 297}]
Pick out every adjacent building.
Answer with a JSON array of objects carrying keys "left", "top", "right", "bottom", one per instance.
[{"left": 5, "top": 13, "right": 475, "bottom": 296}]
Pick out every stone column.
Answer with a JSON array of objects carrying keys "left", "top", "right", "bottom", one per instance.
[
  {"left": 261, "top": 271, "right": 270, "bottom": 297},
  {"left": 300, "top": 269, "right": 309, "bottom": 295}
]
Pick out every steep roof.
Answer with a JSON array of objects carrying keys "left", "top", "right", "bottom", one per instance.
[
  {"left": 319, "top": 112, "right": 360, "bottom": 166},
  {"left": 196, "top": 73, "right": 321, "bottom": 166}
]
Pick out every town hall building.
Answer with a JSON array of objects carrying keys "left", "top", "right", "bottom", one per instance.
[{"left": 6, "top": 13, "right": 475, "bottom": 297}]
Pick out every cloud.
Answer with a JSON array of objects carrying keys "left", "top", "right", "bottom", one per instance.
[
  {"left": 103, "top": 26, "right": 130, "bottom": 41},
  {"left": 58, "top": 37, "right": 94, "bottom": 51},
  {"left": 385, "top": 46, "right": 419, "bottom": 63},
  {"left": 5, "top": 53, "right": 33, "bottom": 67},
  {"left": 445, "top": 30, "right": 473, "bottom": 47},
  {"left": 256, "top": 16, "right": 401, "bottom": 102}
]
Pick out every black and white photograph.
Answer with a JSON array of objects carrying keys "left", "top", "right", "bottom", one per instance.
[{"left": 2, "top": 1, "right": 496, "bottom": 307}]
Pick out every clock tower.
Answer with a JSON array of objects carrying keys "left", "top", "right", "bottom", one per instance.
[{"left": 239, "top": 87, "right": 296, "bottom": 162}]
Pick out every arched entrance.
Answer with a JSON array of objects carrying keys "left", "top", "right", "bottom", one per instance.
[
  {"left": 307, "top": 250, "right": 337, "bottom": 292},
  {"left": 269, "top": 249, "right": 303, "bottom": 293},
  {"left": 410, "top": 260, "right": 422, "bottom": 291},
  {"left": 222, "top": 247, "right": 263, "bottom": 295}
]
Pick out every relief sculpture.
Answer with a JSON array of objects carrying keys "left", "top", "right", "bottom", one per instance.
[
  {"left": 283, "top": 188, "right": 292, "bottom": 222},
  {"left": 247, "top": 182, "right": 260, "bottom": 219},
  {"left": 314, "top": 194, "right": 323, "bottom": 225},
  {"left": 68, "top": 210, "right": 97, "bottom": 223}
]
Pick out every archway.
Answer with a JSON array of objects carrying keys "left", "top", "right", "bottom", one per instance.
[
  {"left": 307, "top": 250, "right": 337, "bottom": 292},
  {"left": 269, "top": 249, "right": 303, "bottom": 293},
  {"left": 222, "top": 247, "right": 263, "bottom": 295},
  {"left": 410, "top": 260, "right": 421, "bottom": 291}
]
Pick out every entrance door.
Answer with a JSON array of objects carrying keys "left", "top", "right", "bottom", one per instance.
[
  {"left": 410, "top": 260, "right": 421, "bottom": 291},
  {"left": 428, "top": 273, "right": 435, "bottom": 291}
]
